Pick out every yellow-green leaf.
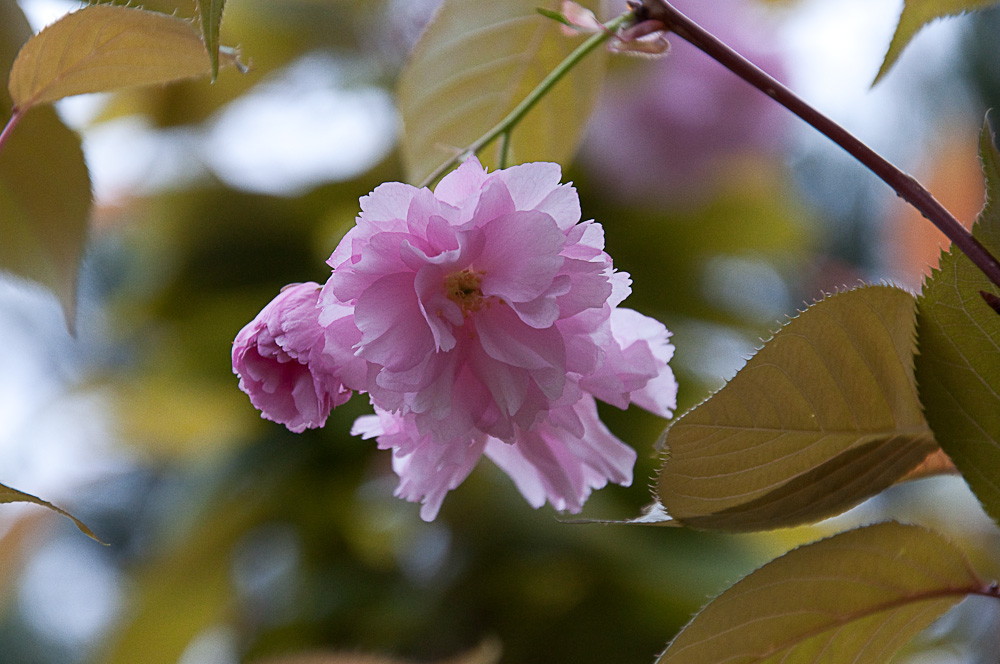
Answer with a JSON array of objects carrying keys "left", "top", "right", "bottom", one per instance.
[
  {"left": 8, "top": 4, "right": 236, "bottom": 110},
  {"left": 915, "top": 116, "right": 1000, "bottom": 524},
  {"left": 0, "top": 0, "right": 90, "bottom": 327},
  {"left": 0, "top": 482, "right": 104, "bottom": 543},
  {"left": 658, "top": 286, "right": 937, "bottom": 532},
  {"left": 0, "top": 106, "right": 90, "bottom": 326},
  {"left": 658, "top": 522, "right": 986, "bottom": 664},
  {"left": 196, "top": 0, "right": 226, "bottom": 81},
  {"left": 397, "top": 0, "right": 606, "bottom": 184},
  {"left": 876, "top": 0, "right": 1000, "bottom": 84}
]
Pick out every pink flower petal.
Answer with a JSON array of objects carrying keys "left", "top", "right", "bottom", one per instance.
[
  {"left": 319, "top": 306, "right": 367, "bottom": 391},
  {"left": 468, "top": 178, "right": 516, "bottom": 226},
  {"left": 355, "top": 409, "right": 488, "bottom": 521},
  {"left": 536, "top": 182, "right": 583, "bottom": 231},
  {"left": 479, "top": 210, "right": 565, "bottom": 304},
  {"left": 434, "top": 157, "right": 490, "bottom": 207},
  {"left": 414, "top": 264, "right": 461, "bottom": 351},
  {"left": 496, "top": 162, "right": 570, "bottom": 221},
  {"left": 580, "top": 307, "right": 677, "bottom": 414},
  {"left": 631, "top": 365, "right": 678, "bottom": 417},
  {"left": 485, "top": 396, "right": 635, "bottom": 513},
  {"left": 360, "top": 182, "right": 419, "bottom": 223},
  {"left": 354, "top": 272, "right": 434, "bottom": 371},
  {"left": 474, "top": 304, "right": 566, "bottom": 371}
]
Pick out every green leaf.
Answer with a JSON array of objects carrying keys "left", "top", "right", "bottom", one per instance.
[
  {"left": 8, "top": 4, "right": 239, "bottom": 110},
  {"left": 876, "top": 0, "right": 1000, "bottom": 84},
  {"left": 0, "top": 482, "right": 104, "bottom": 543},
  {"left": 0, "top": 1, "right": 90, "bottom": 328},
  {"left": 658, "top": 522, "right": 986, "bottom": 664},
  {"left": 914, "top": 117, "right": 1000, "bottom": 525},
  {"left": 397, "top": 0, "right": 607, "bottom": 184},
  {"left": 658, "top": 285, "right": 937, "bottom": 532},
  {"left": 196, "top": 0, "right": 226, "bottom": 81}
]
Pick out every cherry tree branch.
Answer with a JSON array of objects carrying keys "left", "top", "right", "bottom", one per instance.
[{"left": 636, "top": 0, "right": 1000, "bottom": 292}]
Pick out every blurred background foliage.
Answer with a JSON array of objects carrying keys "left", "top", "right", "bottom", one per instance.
[{"left": 2, "top": 0, "right": 1000, "bottom": 662}]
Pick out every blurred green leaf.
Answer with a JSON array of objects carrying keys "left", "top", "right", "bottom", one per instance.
[
  {"left": 0, "top": 0, "right": 89, "bottom": 328},
  {"left": 113, "top": 363, "right": 259, "bottom": 459},
  {"left": 8, "top": 4, "right": 239, "bottom": 110},
  {"left": 0, "top": 482, "right": 104, "bottom": 543},
  {"left": 658, "top": 286, "right": 937, "bottom": 531},
  {"left": 876, "top": 0, "right": 1000, "bottom": 83},
  {"left": 197, "top": 0, "right": 226, "bottom": 81},
  {"left": 398, "top": 0, "right": 606, "bottom": 184},
  {"left": 250, "top": 639, "right": 501, "bottom": 664},
  {"left": 658, "top": 522, "right": 985, "bottom": 663},
  {"left": 915, "top": 116, "right": 1000, "bottom": 525}
]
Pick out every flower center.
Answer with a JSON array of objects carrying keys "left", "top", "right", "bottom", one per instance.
[{"left": 444, "top": 268, "right": 486, "bottom": 315}]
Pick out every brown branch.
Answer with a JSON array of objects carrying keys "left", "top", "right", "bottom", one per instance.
[{"left": 635, "top": 0, "right": 1000, "bottom": 293}]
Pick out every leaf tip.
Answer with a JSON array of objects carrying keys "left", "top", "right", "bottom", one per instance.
[
  {"left": 50, "top": 502, "right": 107, "bottom": 545},
  {"left": 536, "top": 7, "right": 572, "bottom": 27},
  {"left": 871, "top": 59, "right": 892, "bottom": 88},
  {"left": 51, "top": 504, "right": 109, "bottom": 545}
]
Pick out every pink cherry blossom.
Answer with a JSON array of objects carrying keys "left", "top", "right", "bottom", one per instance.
[
  {"left": 233, "top": 158, "right": 676, "bottom": 519},
  {"left": 232, "top": 282, "right": 353, "bottom": 433}
]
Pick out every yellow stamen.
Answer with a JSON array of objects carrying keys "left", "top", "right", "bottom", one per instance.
[{"left": 445, "top": 268, "right": 486, "bottom": 315}]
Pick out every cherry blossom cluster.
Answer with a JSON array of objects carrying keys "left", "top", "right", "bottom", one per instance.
[{"left": 233, "top": 159, "right": 676, "bottom": 519}]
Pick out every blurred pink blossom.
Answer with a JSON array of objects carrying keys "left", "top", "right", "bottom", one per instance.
[
  {"left": 234, "top": 159, "right": 676, "bottom": 519},
  {"left": 582, "top": 0, "right": 787, "bottom": 204}
]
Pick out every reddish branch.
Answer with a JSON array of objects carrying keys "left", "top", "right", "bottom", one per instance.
[
  {"left": 0, "top": 107, "right": 24, "bottom": 156},
  {"left": 635, "top": 0, "right": 1000, "bottom": 293}
]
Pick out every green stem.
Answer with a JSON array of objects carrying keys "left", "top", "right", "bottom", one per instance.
[
  {"left": 498, "top": 130, "right": 513, "bottom": 170},
  {"left": 417, "top": 11, "right": 633, "bottom": 189}
]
